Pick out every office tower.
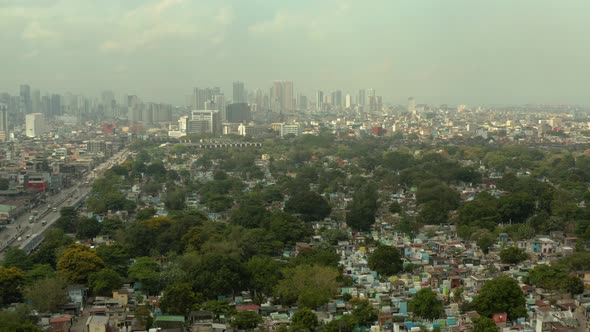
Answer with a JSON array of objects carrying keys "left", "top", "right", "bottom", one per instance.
[
  {"left": 367, "top": 88, "right": 376, "bottom": 98},
  {"left": 0, "top": 103, "right": 8, "bottom": 141},
  {"left": 331, "top": 90, "right": 342, "bottom": 108},
  {"left": 214, "top": 94, "right": 226, "bottom": 121},
  {"left": 193, "top": 87, "right": 222, "bottom": 110},
  {"left": 20, "top": 84, "right": 32, "bottom": 113},
  {"left": 232, "top": 81, "right": 246, "bottom": 103},
  {"left": 32, "top": 89, "right": 41, "bottom": 113},
  {"left": 226, "top": 103, "right": 252, "bottom": 123},
  {"left": 358, "top": 89, "right": 366, "bottom": 107},
  {"left": 316, "top": 90, "right": 324, "bottom": 112},
  {"left": 50, "top": 94, "right": 61, "bottom": 116},
  {"left": 298, "top": 94, "right": 308, "bottom": 112},
  {"left": 345, "top": 94, "right": 352, "bottom": 109},
  {"left": 408, "top": 97, "right": 416, "bottom": 114},
  {"left": 190, "top": 110, "right": 221, "bottom": 135},
  {"left": 272, "top": 81, "right": 294, "bottom": 113},
  {"left": 25, "top": 113, "right": 46, "bottom": 137}
]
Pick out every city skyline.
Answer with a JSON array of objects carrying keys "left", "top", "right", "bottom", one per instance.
[{"left": 1, "top": 0, "right": 590, "bottom": 106}]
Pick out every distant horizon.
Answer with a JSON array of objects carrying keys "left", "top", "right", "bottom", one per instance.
[{"left": 1, "top": 0, "right": 590, "bottom": 106}]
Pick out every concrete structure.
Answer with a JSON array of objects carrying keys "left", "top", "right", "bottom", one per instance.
[
  {"left": 280, "top": 123, "right": 302, "bottom": 138},
  {"left": 272, "top": 80, "right": 294, "bottom": 113},
  {"left": 189, "top": 110, "right": 221, "bottom": 135},
  {"left": 0, "top": 103, "right": 8, "bottom": 141},
  {"left": 25, "top": 113, "right": 46, "bottom": 137},
  {"left": 233, "top": 81, "right": 246, "bottom": 103}
]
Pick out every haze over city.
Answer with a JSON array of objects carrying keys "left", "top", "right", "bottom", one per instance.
[{"left": 1, "top": 0, "right": 590, "bottom": 105}]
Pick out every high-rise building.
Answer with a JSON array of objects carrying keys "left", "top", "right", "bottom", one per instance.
[
  {"left": 193, "top": 87, "right": 222, "bottom": 110},
  {"left": 316, "top": 90, "right": 324, "bottom": 112},
  {"left": 25, "top": 113, "right": 46, "bottom": 137},
  {"left": 298, "top": 94, "right": 308, "bottom": 112},
  {"left": 50, "top": 94, "right": 61, "bottom": 116},
  {"left": 358, "top": 89, "right": 366, "bottom": 107},
  {"left": 408, "top": 97, "right": 416, "bottom": 114},
  {"left": 32, "top": 89, "right": 41, "bottom": 113},
  {"left": 280, "top": 123, "right": 302, "bottom": 137},
  {"left": 226, "top": 103, "right": 252, "bottom": 123},
  {"left": 331, "top": 90, "right": 342, "bottom": 108},
  {"left": 232, "top": 81, "right": 246, "bottom": 103},
  {"left": 272, "top": 81, "right": 294, "bottom": 113},
  {"left": 190, "top": 110, "right": 221, "bottom": 135},
  {"left": 345, "top": 94, "right": 352, "bottom": 109},
  {"left": 20, "top": 84, "right": 32, "bottom": 114},
  {"left": 0, "top": 103, "right": 8, "bottom": 141}
]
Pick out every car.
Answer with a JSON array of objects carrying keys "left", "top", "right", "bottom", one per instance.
[{"left": 41, "top": 220, "right": 47, "bottom": 225}]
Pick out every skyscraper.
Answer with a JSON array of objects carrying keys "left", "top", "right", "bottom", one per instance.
[
  {"left": 50, "top": 94, "right": 61, "bottom": 116},
  {"left": 272, "top": 81, "right": 294, "bottom": 113},
  {"left": 193, "top": 87, "right": 222, "bottom": 110},
  {"left": 331, "top": 90, "right": 342, "bottom": 108},
  {"left": 232, "top": 81, "right": 246, "bottom": 103},
  {"left": 345, "top": 94, "right": 352, "bottom": 109},
  {"left": 316, "top": 90, "right": 324, "bottom": 112},
  {"left": 20, "top": 84, "right": 32, "bottom": 114},
  {"left": 226, "top": 103, "right": 252, "bottom": 123},
  {"left": 25, "top": 113, "right": 46, "bottom": 137},
  {"left": 358, "top": 89, "right": 366, "bottom": 107},
  {"left": 32, "top": 89, "right": 41, "bottom": 113},
  {"left": 408, "top": 97, "right": 416, "bottom": 114},
  {"left": 298, "top": 94, "right": 308, "bottom": 112},
  {"left": 0, "top": 103, "right": 8, "bottom": 141}
]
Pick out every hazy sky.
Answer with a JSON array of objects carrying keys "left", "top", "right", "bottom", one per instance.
[{"left": 1, "top": 0, "right": 589, "bottom": 106}]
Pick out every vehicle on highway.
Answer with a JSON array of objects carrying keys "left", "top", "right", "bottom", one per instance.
[
  {"left": 53, "top": 207, "right": 58, "bottom": 212},
  {"left": 41, "top": 220, "right": 47, "bottom": 225},
  {"left": 17, "top": 236, "right": 22, "bottom": 241},
  {"left": 29, "top": 216, "right": 35, "bottom": 223}
]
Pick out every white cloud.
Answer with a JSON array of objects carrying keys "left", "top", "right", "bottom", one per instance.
[
  {"left": 215, "top": 6, "right": 234, "bottom": 26},
  {"left": 21, "top": 21, "right": 59, "bottom": 42}
]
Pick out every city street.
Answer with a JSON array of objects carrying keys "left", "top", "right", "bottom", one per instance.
[{"left": 0, "top": 148, "right": 130, "bottom": 259}]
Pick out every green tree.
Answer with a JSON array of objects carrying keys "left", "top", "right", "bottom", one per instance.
[
  {"left": 56, "top": 244, "right": 105, "bottom": 284},
  {"left": 274, "top": 265, "right": 340, "bottom": 309},
  {"left": 136, "top": 207, "right": 157, "bottom": 221},
  {"left": 291, "top": 308, "right": 319, "bottom": 331},
  {"left": 0, "top": 304, "right": 43, "bottom": 331},
  {"left": 231, "top": 311, "right": 262, "bottom": 331},
  {"left": 409, "top": 288, "right": 445, "bottom": 320},
  {"left": 30, "top": 228, "right": 73, "bottom": 267},
  {"left": 561, "top": 276, "right": 584, "bottom": 296},
  {"left": 2, "top": 247, "right": 32, "bottom": 271},
  {"left": 25, "top": 264, "right": 56, "bottom": 283},
  {"left": 159, "top": 283, "right": 198, "bottom": 317},
  {"left": 245, "top": 255, "right": 284, "bottom": 303},
  {"left": 346, "top": 182, "right": 379, "bottom": 231},
  {"left": 367, "top": 245, "right": 403, "bottom": 276},
  {"left": 24, "top": 276, "right": 69, "bottom": 313},
  {"left": 88, "top": 269, "right": 123, "bottom": 296},
  {"left": 350, "top": 299, "right": 378, "bottom": 326},
  {"left": 76, "top": 217, "right": 102, "bottom": 239},
  {"left": 96, "top": 243, "right": 131, "bottom": 276},
  {"left": 128, "top": 257, "right": 161, "bottom": 295},
  {"left": 0, "top": 178, "right": 9, "bottom": 190},
  {"left": 164, "top": 189, "right": 186, "bottom": 211},
  {"left": 284, "top": 191, "right": 332, "bottom": 222},
  {"left": 528, "top": 264, "right": 565, "bottom": 290},
  {"left": 499, "top": 247, "right": 528, "bottom": 264},
  {"left": 472, "top": 276, "right": 526, "bottom": 320},
  {"left": 0, "top": 266, "right": 25, "bottom": 306},
  {"left": 471, "top": 316, "right": 498, "bottom": 332}
]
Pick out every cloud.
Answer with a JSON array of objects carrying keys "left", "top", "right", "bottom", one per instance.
[
  {"left": 21, "top": 21, "right": 59, "bottom": 42},
  {"left": 248, "top": 11, "right": 303, "bottom": 34},
  {"left": 215, "top": 6, "right": 234, "bottom": 26}
]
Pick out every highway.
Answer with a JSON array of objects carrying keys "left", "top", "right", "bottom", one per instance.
[{"left": 0, "top": 148, "right": 131, "bottom": 259}]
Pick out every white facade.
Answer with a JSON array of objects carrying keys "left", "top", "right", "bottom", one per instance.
[
  {"left": 280, "top": 123, "right": 302, "bottom": 138},
  {"left": 25, "top": 113, "right": 46, "bottom": 138}
]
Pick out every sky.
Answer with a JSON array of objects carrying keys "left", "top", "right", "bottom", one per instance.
[{"left": 1, "top": 0, "right": 589, "bottom": 106}]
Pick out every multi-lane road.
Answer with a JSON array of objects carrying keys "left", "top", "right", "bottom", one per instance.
[{"left": 0, "top": 148, "right": 131, "bottom": 259}]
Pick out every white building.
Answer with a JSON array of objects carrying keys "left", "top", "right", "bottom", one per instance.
[
  {"left": 280, "top": 123, "right": 302, "bottom": 138},
  {"left": 25, "top": 113, "right": 46, "bottom": 137}
]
